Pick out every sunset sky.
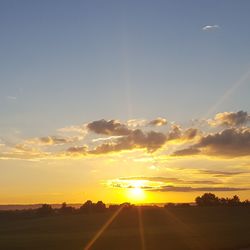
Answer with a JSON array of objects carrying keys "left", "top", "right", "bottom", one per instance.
[{"left": 1, "top": 0, "right": 250, "bottom": 204}]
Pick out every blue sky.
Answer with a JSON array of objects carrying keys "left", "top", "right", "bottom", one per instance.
[
  {"left": 1, "top": 0, "right": 250, "bottom": 137},
  {"left": 1, "top": 1, "right": 250, "bottom": 204}
]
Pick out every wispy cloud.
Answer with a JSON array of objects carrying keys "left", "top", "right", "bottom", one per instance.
[
  {"left": 199, "top": 169, "right": 249, "bottom": 177},
  {"left": 57, "top": 124, "right": 87, "bottom": 135},
  {"left": 150, "top": 186, "right": 248, "bottom": 192},
  {"left": 6, "top": 96, "right": 17, "bottom": 100},
  {"left": 92, "top": 135, "right": 124, "bottom": 143},
  {"left": 117, "top": 176, "right": 221, "bottom": 185},
  {"left": 202, "top": 25, "right": 220, "bottom": 31},
  {"left": 106, "top": 177, "right": 248, "bottom": 193}
]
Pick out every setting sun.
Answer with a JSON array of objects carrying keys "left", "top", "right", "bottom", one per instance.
[
  {"left": 125, "top": 180, "right": 146, "bottom": 202},
  {"left": 127, "top": 187, "right": 146, "bottom": 202}
]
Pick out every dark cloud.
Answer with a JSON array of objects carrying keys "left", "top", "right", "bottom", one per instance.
[
  {"left": 89, "top": 129, "right": 167, "bottom": 154},
  {"left": 26, "top": 136, "right": 80, "bottom": 145},
  {"left": 40, "top": 136, "right": 68, "bottom": 145},
  {"left": 183, "top": 128, "right": 199, "bottom": 140},
  {"left": 87, "top": 119, "right": 131, "bottom": 136},
  {"left": 148, "top": 117, "right": 167, "bottom": 126},
  {"left": 172, "top": 128, "right": 250, "bottom": 158},
  {"left": 167, "top": 126, "right": 199, "bottom": 141},
  {"left": 173, "top": 147, "right": 201, "bottom": 156},
  {"left": 118, "top": 177, "right": 221, "bottom": 185},
  {"left": 119, "top": 176, "right": 178, "bottom": 182},
  {"left": 67, "top": 146, "right": 88, "bottom": 154},
  {"left": 199, "top": 170, "right": 249, "bottom": 177},
  {"left": 167, "top": 125, "right": 182, "bottom": 140},
  {"left": 209, "top": 111, "right": 250, "bottom": 127},
  {"left": 151, "top": 186, "right": 249, "bottom": 192},
  {"left": 69, "top": 122, "right": 200, "bottom": 156},
  {"left": 109, "top": 177, "right": 247, "bottom": 192}
]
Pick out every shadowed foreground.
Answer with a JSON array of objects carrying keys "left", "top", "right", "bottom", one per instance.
[{"left": 0, "top": 206, "right": 250, "bottom": 250}]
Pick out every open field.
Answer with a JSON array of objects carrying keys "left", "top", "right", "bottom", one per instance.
[{"left": 0, "top": 206, "right": 250, "bottom": 250}]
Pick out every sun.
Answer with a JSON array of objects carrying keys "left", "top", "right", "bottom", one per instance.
[{"left": 126, "top": 180, "right": 146, "bottom": 202}]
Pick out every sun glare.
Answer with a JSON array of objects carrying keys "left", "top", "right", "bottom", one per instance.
[{"left": 126, "top": 180, "right": 146, "bottom": 202}]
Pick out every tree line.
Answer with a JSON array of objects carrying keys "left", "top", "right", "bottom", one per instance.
[
  {"left": 195, "top": 193, "right": 250, "bottom": 207},
  {"left": 1, "top": 193, "right": 250, "bottom": 218}
]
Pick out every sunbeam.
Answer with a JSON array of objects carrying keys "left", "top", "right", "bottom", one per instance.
[
  {"left": 138, "top": 206, "right": 146, "bottom": 250},
  {"left": 204, "top": 67, "right": 250, "bottom": 119},
  {"left": 163, "top": 208, "right": 208, "bottom": 250},
  {"left": 84, "top": 205, "right": 124, "bottom": 250}
]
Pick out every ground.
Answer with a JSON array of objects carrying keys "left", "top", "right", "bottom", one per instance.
[{"left": 0, "top": 206, "right": 250, "bottom": 250}]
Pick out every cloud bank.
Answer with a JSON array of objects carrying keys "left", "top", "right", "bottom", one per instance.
[{"left": 1, "top": 111, "right": 249, "bottom": 160}]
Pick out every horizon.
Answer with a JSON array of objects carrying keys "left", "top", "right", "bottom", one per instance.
[{"left": 1, "top": 0, "right": 250, "bottom": 205}]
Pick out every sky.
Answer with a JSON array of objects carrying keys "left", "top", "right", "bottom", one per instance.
[{"left": 1, "top": 0, "right": 250, "bottom": 204}]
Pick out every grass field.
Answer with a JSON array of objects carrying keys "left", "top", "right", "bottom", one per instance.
[{"left": 0, "top": 206, "right": 250, "bottom": 250}]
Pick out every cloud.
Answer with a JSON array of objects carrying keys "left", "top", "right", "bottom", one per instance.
[
  {"left": 6, "top": 96, "right": 17, "bottom": 100},
  {"left": 92, "top": 135, "right": 124, "bottom": 143},
  {"left": 167, "top": 125, "right": 182, "bottom": 140},
  {"left": 118, "top": 176, "right": 221, "bottom": 185},
  {"left": 173, "top": 147, "right": 201, "bottom": 156},
  {"left": 87, "top": 119, "right": 131, "bottom": 136},
  {"left": 107, "top": 177, "right": 247, "bottom": 193},
  {"left": 0, "top": 144, "right": 51, "bottom": 161},
  {"left": 67, "top": 146, "right": 88, "bottom": 154},
  {"left": 183, "top": 128, "right": 200, "bottom": 140},
  {"left": 2, "top": 111, "right": 249, "bottom": 160},
  {"left": 202, "top": 25, "right": 220, "bottom": 31},
  {"left": 208, "top": 111, "right": 250, "bottom": 127},
  {"left": 25, "top": 136, "right": 82, "bottom": 145},
  {"left": 58, "top": 125, "right": 87, "bottom": 134},
  {"left": 68, "top": 121, "right": 199, "bottom": 156},
  {"left": 151, "top": 186, "right": 248, "bottom": 192},
  {"left": 167, "top": 125, "right": 200, "bottom": 142},
  {"left": 127, "top": 119, "right": 147, "bottom": 128},
  {"left": 199, "top": 169, "right": 249, "bottom": 177},
  {"left": 172, "top": 128, "right": 250, "bottom": 158},
  {"left": 148, "top": 117, "right": 167, "bottom": 126},
  {"left": 89, "top": 129, "right": 167, "bottom": 154}
]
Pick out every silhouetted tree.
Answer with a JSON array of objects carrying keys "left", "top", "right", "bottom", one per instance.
[
  {"left": 60, "top": 202, "right": 75, "bottom": 214},
  {"left": 37, "top": 204, "right": 54, "bottom": 216},
  {"left": 242, "top": 199, "right": 250, "bottom": 206},
  {"left": 94, "top": 201, "right": 106, "bottom": 212},
  {"left": 164, "top": 203, "right": 175, "bottom": 208},
  {"left": 79, "top": 200, "right": 93, "bottom": 213},
  {"left": 196, "top": 193, "right": 246, "bottom": 207},
  {"left": 228, "top": 195, "right": 240, "bottom": 206},
  {"left": 195, "top": 193, "right": 220, "bottom": 206}
]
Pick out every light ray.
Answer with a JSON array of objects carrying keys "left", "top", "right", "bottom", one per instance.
[
  {"left": 84, "top": 205, "right": 124, "bottom": 250},
  {"left": 163, "top": 208, "right": 208, "bottom": 250},
  {"left": 137, "top": 206, "right": 146, "bottom": 250},
  {"left": 204, "top": 67, "right": 250, "bottom": 119}
]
